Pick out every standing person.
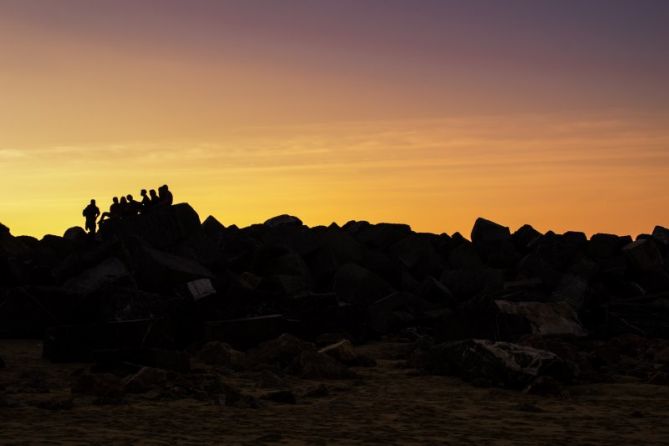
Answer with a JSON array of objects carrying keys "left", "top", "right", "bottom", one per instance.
[
  {"left": 149, "top": 189, "right": 159, "bottom": 206},
  {"left": 82, "top": 199, "right": 100, "bottom": 235},
  {"left": 140, "top": 189, "right": 151, "bottom": 211},
  {"left": 159, "top": 184, "right": 173, "bottom": 206}
]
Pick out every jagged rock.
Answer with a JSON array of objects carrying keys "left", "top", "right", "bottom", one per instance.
[
  {"left": 511, "top": 225, "right": 542, "bottom": 252},
  {"left": 205, "top": 315, "right": 288, "bottom": 349},
  {"left": 319, "top": 339, "right": 376, "bottom": 367},
  {"left": 471, "top": 217, "right": 511, "bottom": 244},
  {"left": 355, "top": 223, "right": 412, "bottom": 249},
  {"left": 623, "top": 239, "right": 664, "bottom": 272},
  {"left": 244, "top": 334, "right": 356, "bottom": 379},
  {"left": 652, "top": 226, "right": 669, "bottom": 246},
  {"left": 419, "top": 339, "right": 576, "bottom": 388},
  {"left": 197, "top": 341, "right": 244, "bottom": 368},
  {"left": 494, "top": 301, "right": 587, "bottom": 337},
  {"left": 202, "top": 215, "right": 226, "bottom": 244},
  {"left": 368, "top": 292, "right": 428, "bottom": 334},
  {"left": 123, "top": 366, "right": 168, "bottom": 393},
  {"left": 389, "top": 234, "right": 440, "bottom": 273},
  {"left": 334, "top": 263, "right": 394, "bottom": 305},
  {"left": 589, "top": 233, "right": 632, "bottom": 260},
  {"left": 418, "top": 276, "right": 456, "bottom": 307},
  {"left": 135, "top": 246, "right": 213, "bottom": 290},
  {"left": 0, "top": 286, "right": 75, "bottom": 338},
  {"left": 63, "top": 257, "right": 132, "bottom": 294},
  {"left": 447, "top": 241, "right": 484, "bottom": 269},
  {"left": 245, "top": 334, "right": 315, "bottom": 370},
  {"left": 440, "top": 268, "right": 504, "bottom": 301},
  {"left": 264, "top": 215, "right": 303, "bottom": 228}
]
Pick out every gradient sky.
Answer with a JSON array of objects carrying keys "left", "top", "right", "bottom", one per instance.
[{"left": 1, "top": 0, "right": 668, "bottom": 237}]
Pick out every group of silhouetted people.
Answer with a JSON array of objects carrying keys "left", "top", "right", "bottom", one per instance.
[{"left": 82, "top": 185, "right": 173, "bottom": 234}]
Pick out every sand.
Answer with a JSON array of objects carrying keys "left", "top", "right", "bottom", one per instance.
[{"left": 1, "top": 340, "right": 668, "bottom": 445}]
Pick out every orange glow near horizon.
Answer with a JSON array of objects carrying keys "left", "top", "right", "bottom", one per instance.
[{"left": 0, "top": 1, "right": 668, "bottom": 238}]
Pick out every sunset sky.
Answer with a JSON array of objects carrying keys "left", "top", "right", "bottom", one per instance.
[{"left": 1, "top": 0, "right": 668, "bottom": 238}]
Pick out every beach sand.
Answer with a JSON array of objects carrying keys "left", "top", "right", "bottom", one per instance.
[{"left": 1, "top": 340, "right": 668, "bottom": 445}]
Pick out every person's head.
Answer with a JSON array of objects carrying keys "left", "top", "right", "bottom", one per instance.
[
  {"left": 120, "top": 197, "right": 127, "bottom": 204},
  {"left": 127, "top": 194, "right": 133, "bottom": 201},
  {"left": 90, "top": 199, "right": 96, "bottom": 205},
  {"left": 141, "top": 189, "right": 147, "bottom": 196},
  {"left": 162, "top": 184, "right": 169, "bottom": 191},
  {"left": 112, "top": 197, "right": 119, "bottom": 204},
  {"left": 150, "top": 189, "right": 157, "bottom": 197}
]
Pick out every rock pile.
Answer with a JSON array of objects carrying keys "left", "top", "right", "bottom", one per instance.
[{"left": 2, "top": 206, "right": 669, "bottom": 390}]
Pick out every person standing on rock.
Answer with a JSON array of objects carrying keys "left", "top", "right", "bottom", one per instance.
[
  {"left": 82, "top": 199, "right": 100, "bottom": 235},
  {"left": 140, "top": 189, "right": 151, "bottom": 211}
]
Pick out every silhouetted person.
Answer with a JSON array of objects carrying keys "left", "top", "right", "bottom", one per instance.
[
  {"left": 126, "top": 194, "right": 141, "bottom": 215},
  {"left": 149, "top": 189, "right": 159, "bottom": 206},
  {"left": 158, "top": 184, "right": 173, "bottom": 206},
  {"left": 82, "top": 199, "right": 100, "bottom": 235},
  {"left": 119, "top": 196, "right": 129, "bottom": 217},
  {"left": 140, "top": 189, "right": 151, "bottom": 210},
  {"left": 100, "top": 197, "right": 120, "bottom": 221}
]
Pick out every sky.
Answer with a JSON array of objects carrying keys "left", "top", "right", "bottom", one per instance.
[{"left": 0, "top": 0, "right": 668, "bottom": 238}]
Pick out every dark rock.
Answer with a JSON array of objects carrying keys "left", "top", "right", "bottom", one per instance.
[
  {"left": 652, "top": 226, "right": 669, "bottom": 246},
  {"left": 589, "top": 233, "right": 632, "bottom": 260},
  {"left": 494, "top": 301, "right": 587, "bottom": 337},
  {"left": 261, "top": 389, "right": 296, "bottom": 404},
  {"left": 205, "top": 315, "right": 288, "bottom": 349},
  {"left": 623, "top": 239, "right": 664, "bottom": 272},
  {"left": 355, "top": 223, "right": 412, "bottom": 249},
  {"left": 440, "top": 268, "right": 504, "bottom": 301},
  {"left": 63, "top": 226, "right": 88, "bottom": 242},
  {"left": 334, "top": 263, "right": 394, "bottom": 305},
  {"left": 447, "top": 241, "right": 484, "bottom": 269},
  {"left": 318, "top": 339, "right": 376, "bottom": 367},
  {"left": 419, "top": 339, "right": 576, "bottom": 388},
  {"left": 302, "top": 384, "right": 329, "bottom": 398},
  {"left": 264, "top": 214, "right": 303, "bottom": 228},
  {"left": 389, "top": 234, "right": 440, "bottom": 273},
  {"left": 135, "top": 246, "right": 213, "bottom": 291},
  {"left": 471, "top": 217, "right": 511, "bottom": 244},
  {"left": 63, "top": 257, "right": 133, "bottom": 294},
  {"left": 418, "top": 276, "right": 456, "bottom": 307},
  {"left": 0, "top": 355, "right": 4, "bottom": 369},
  {"left": 196, "top": 341, "right": 244, "bottom": 368},
  {"left": 511, "top": 224, "right": 542, "bottom": 252},
  {"left": 245, "top": 334, "right": 356, "bottom": 379},
  {"left": 368, "top": 292, "right": 428, "bottom": 334}
]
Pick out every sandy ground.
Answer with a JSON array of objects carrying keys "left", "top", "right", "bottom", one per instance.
[{"left": 1, "top": 340, "right": 669, "bottom": 446}]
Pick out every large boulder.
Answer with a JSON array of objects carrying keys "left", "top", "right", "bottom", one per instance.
[
  {"left": 354, "top": 223, "right": 412, "bottom": 250},
  {"left": 494, "top": 300, "right": 587, "bottom": 337},
  {"left": 471, "top": 218, "right": 511, "bottom": 244},
  {"left": 418, "top": 339, "right": 576, "bottom": 388},
  {"left": 63, "top": 257, "right": 132, "bottom": 294},
  {"left": 623, "top": 239, "right": 664, "bottom": 272},
  {"left": 588, "top": 233, "right": 632, "bottom": 260},
  {"left": 264, "top": 214, "right": 303, "bottom": 228},
  {"left": 100, "top": 203, "right": 202, "bottom": 250},
  {"left": 334, "top": 263, "right": 394, "bottom": 305},
  {"left": 134, "top": 246, "right": 213, "bottom": 291}
]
